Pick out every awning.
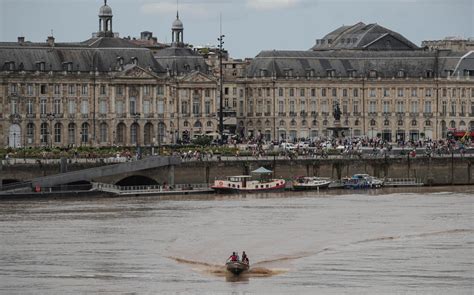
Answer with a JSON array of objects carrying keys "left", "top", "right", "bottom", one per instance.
[{"left": 251, "top": 167, "right": 273, "bottom": 174}]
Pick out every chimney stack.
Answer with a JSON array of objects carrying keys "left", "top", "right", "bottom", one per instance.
[
  {"left": 18, "top": 36, "right": 25, "bottom": 44},
  {"left": 47, "top": 36, "right": 55, "bottom": 47}
]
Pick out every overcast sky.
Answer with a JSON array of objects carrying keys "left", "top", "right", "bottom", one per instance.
[{"left": 0, "top": 0, "right": 472, "bottom": 58}]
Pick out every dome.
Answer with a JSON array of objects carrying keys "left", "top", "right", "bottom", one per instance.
[
  {"left": 99, "top": 4, "right": 113, "bottom": 17},
  {"left": 172, "top": 18, "right": 183, "bottom": 30}
]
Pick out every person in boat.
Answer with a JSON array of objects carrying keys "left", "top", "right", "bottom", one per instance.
[
  {"left": 241, "top": 251, "right": 249, "bottom": 265},
  {"left": 228, "top": 252, "right": 238, "bottom": 262}
]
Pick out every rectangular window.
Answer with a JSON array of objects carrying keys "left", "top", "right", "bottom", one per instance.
[
  {"left": 157, "top": 100, "right": 164, "bottom": 114},
  {"left": 129, "top": 98, "right": 137, "bottom": 114},
  {"left": 27, "top": 99, "right": 34, "bottom": 114},
  {"left": 205, "top": 89, "right": 210, "bottom": 97},
  {"left": 193, "top": 101, "right": 200, "bottom": 115},
  {"left": 100, "top": 85, "right": 106, "bottom": 95},
  {"left": 117, "top": 85, "right": 124, "bottom": 96},
  {"left": 53, "top": 99, "right": 61, "bottom": 114},
  {"left": 144, "top": 85, "right": 150, "bottom": 96},
  {"left": 54, "top": 85, "right": 61, "bottom": 95},
  {"left": 27, "top": 84, "right": 34, "bottom": 96},
  {"left": 383, "top": 88, "right": 390, "bottom": 97},
  {"left": 143, "top": 100, "right": 150, "bottom": 114},
  {"left": 68, "top": 99, "right": 76, "bottom": 114},
  {"left": 40, "top": 98, "right": 47, "bottom": 114},
  {"left": 369, "top": 101, "right": 376, "bottom": 113},
  {"left": 322, "top": 88, "right": 327, "bottom": 97},
  {"left": 310, "top": 100, "right": 317, "bottom": 112},
  {"left": 11, "top": 100, "right": 18, "bottom": 114},
  {"left": 157, "top": 85, "right": 164, "bottom": 95},
  {"left": 233, "top": 88, "right": 237, "bottom": 96},
  {"left": 397, "top": 88, "right": 404, "bottom": 97},
  {"left": 424, "top": 101, "right": 432, "bottom": 113},
  {"left": 10, "top": 84, "right": 18, "bottom": 94},
  {"left": 300, "top": 99, "right": 306, "bottom": 112},
  {"left": 410, "top": 100, "right": 418, "bottom": 113},
  {"left": 370, "top": 88, "right": 376, "bottom": 97},
  {"left": 353, "top": 88, "right": 358, "bottom": 97},
  {"left": 205, "top": 101, "right": 211, "bottom": 114},
  {"left": 426, "top": 88, "right": 432, "bottom": 97},
  {"left": 116, "top": 100, "right": 124, "bottom": 114},
  {"left": 331, "top": 88, "right": 337, "bottom": 97},
  {"left": 278, "top": 88, "right": 284, "bottom": 96},
  {"left": 311, "top": 88, "right": 316, "bottom": 97},
  {"left": 81, "top": 84, "right": 88, "bottom": 95},
  {"left": 278, "top": 101, "right": 284, "bottom": 113},
  {"left": 300, "top": 88, "right": 305, "bottom": 97},
  {"left": 396, "top": 101, "right": 404, "bottom": 113},
  {"left": 383, "top": 101, "right": 390, "bottom": 113},
  {"left": 289, "top": 88, "right": 294, "bottom": 97},
  {"left": 343, "top": 89, "right": 348, "bottom": 97},
  {"left": 411, "top": 88, "right": 417, "bottom": 97},
  {"left": 68, "top": 85, "right": 75, "bottom": 95},
  {"left": 81, "top": 99, "right": 89, "bottom": 114},
  {"left": 99, "top": 100, "right": 107, "bottom": 114},
  {"left": 40, "top": 84, "right": 47, "bottom": 95}
]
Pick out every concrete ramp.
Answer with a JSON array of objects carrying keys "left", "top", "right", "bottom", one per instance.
[{"left": 30, "top": 156, "right": 181, "bottom": 189}]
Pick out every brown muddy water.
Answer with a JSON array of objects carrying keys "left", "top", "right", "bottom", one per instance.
[{"left": 0, "top": 186, "right": 473, "bottom": 294}]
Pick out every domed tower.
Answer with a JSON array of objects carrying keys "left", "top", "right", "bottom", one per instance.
[
  {"left": 98, "top": 0, "right": 113, "bottom": 37},
  {"left": 172, "top": 12, "right": 184, "bottom": 47}
]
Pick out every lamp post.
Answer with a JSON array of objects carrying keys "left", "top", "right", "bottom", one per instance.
[
  {"left": 217, "top": 34, "right": 225, "bottom": 145},
  {"left": 13, "top": 132, "right": 16, "bottom": 149}
]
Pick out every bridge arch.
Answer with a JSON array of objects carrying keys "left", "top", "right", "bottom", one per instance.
[{"left": 116, "top": 175, "right": 158, "bottom": 187}]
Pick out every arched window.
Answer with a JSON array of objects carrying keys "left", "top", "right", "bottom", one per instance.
[
  {"left": 312, "top": 120, "right": 318, "bottom": 127},
  {"left": 81, "top": 123, "right": 89, "bottom": 143},
  {"left": 194, "top": 121, "right": 202, "bottom": 128},
  {"left": 54, "top": 123, "right": 62, "bottom": 143},
  {"left": 68, "top": 123, "right": 76, "bottom": 145},
  {"left": 384, "top": 119, "right": 390, "bottom": 126},
  {"left": 425, "top": 120, "right": 431, "bottom": 127},
  {"left": 449, "top": 120, "right": 456, "bottom": 128},
  {"left": 144, "top": 123, "right": 153, "bottom": 145},
  {"left": 40, "top": 123, "right": 48, "bottom": 144},
  {"left": 130, "top": 123, "right": 139, "bottom": 145},
  {"left": 26, "top": 123, "right": 35, "bottom": 144},
  {"left": 354, "top": 119, "right": 360, "bottom": 126},
  {"left": 116, "top": 123, "right": 126, "bottom": 144},
  {"left": 99, "top": 123, "right": 108, "bottom": 143},
  {"left": 158, "top": 123, "right": 166, "bottom": 144},
  {"left": 184, "top": 121, "right": 189, "bottom": 127},
  {"left": 370, "top": 119, "right": 376, "bottom": 126}
]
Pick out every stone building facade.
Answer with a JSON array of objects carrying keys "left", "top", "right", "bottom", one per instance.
[{"left": 0, "top": 4, "right": 473, "bottom": 148}]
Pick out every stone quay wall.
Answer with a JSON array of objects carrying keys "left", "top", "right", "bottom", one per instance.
[{"left": 0, "top": 157, "right": 472, "bottom": 187}]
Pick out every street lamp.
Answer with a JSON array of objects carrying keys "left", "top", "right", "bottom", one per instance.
[
  {"left": 13, "top": 132, "right": 16, "bottom": 149},
  {"left": 217, "top": 34, "right": 225, "bottom": 145}
]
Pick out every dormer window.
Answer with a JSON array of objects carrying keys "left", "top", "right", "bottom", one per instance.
[
  {"left": 36, "top": 61, "right": 45, "bottom": 72},
  {"left": 284, "top": 69, "right": 293, "bottom": 78},
  {"left": 260, "top": 69, "right": 267, "bottom": 77},
  {"left": 9, "top": 61, "right": 15, "bottom": 71},
  {"left": 117, "top": 56, "right": 124, "bottom": 66},
  {"left": 306, "top": 69, "right": 315, "bottom": 78},
  {"left": 445, "top": 69, "right": 454, "bottom": 77},
  {"left": 184, "top": 64, "right": 190, "bottom": 71},
  {"left": 397, "top": 70, "right": 405, "bottom": 78},
  {"left": 195, "top": 65, "right": 201, "bottom": 71},
  {"left": 348, "top": 69, "right": 357, "bottom": 78},
  {"left": 426, "top": 69, "right": 434, "bottom": 78},
  {"left": 131, "top": 57, "right": 138, "bottom": 65},
  {"left": 327, "top": 69, "right": 335, "bottom": 78},
  {"left": 62, "top": 62, "right": 73, "bottom": 72},
  {"left": 369, "top": 70, "right": 377, "bottom": 78}
]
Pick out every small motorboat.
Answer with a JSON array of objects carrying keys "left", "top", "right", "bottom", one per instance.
[
  {"left": 226, "top": 260, "right": 249, "bottom": 275},
  {"left": 292, "top": 176, "right": 332, "bottom": 190},
  {"left": 344, "top": 174, "right": 384, "bottom": 189}
]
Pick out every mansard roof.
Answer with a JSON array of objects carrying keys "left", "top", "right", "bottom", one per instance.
[
  {"left": 0, "top": 37, "right": 165, "bottom": 73},
  {"left": 154, "top": 47, "right": 209, "bottom": 76},
  {"left": 312, "top": 22, "right": 419, "bottom": 51},
  {"left": 246, "top": 49, "right": 469, "bottom": 78}
]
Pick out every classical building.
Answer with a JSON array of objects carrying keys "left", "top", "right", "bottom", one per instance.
[
  {"left": 0, "top": 4, "right": 473, "bottom": 148},
  {"left": 422, "top": 37, "right": 474, "bottom": 52},
  {"left": 227, "top": 22, "right": 474, "bottom": 142},
  {"left": 0, "top": 1, "right": 218, "bottom": 148}
]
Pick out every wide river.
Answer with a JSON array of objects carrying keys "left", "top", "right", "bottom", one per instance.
[{"left": 0, "top": 186, "right": 473, "bottom": 294}]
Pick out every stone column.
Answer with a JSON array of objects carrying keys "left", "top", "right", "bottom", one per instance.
[{"left": 168, "top": 165, "right": 175, "bottom": 186}]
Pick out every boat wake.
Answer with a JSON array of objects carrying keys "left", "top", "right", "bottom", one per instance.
[
  {"left": 167, "top": 256, "right": 288, "bottom": 279},
  {"left": 168, "top": 228, "right": 473, "bottom": 279}
]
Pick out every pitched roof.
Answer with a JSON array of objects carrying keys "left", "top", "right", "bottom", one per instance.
[
  {"left": 312, "top": 22, "right": 419, "bottom": 51},
  {"left": 246, "top": 49, "right": 467, "bottom": 78}
]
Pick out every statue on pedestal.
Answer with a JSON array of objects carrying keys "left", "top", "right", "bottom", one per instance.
[{"left": 333, "top": 102, "right": 341, "bottom": 121}]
